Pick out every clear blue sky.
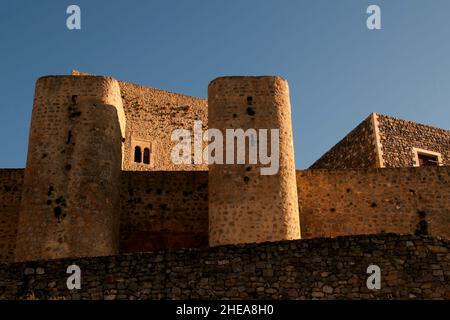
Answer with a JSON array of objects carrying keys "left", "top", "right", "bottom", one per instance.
[{"left": 0, "top": 0, "right": 449, "bottom": 169}]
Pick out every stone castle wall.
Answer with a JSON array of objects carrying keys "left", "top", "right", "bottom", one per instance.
[
  {"left": 119, "top": 81, "right": 208, "bottom": 171},
  {"left": 1, "top": 165, "right": 449, "bottom": 263},
  {"left": 0, "top": 169, "right": 209, "bottom": 262},
  {"left": 120, "top": 171, "right": 208, "bottom": 253},
  {"left": 207, "top": 76, "right": 300, "bottom": 246},
  {"left": 377, "top": 114, "right": 450, "bottom": 167},
  {"left": 0, "top": 170, "right": 23, "bottom": 263},
  {"left": 297, "top": 166, "right": 450, "bottom": 239},
  {"left": 309, "top": 114, "right": 378, "bottom": 169},
  {"left": 0, "top": 234, "right": 448, "bottom": 300}
]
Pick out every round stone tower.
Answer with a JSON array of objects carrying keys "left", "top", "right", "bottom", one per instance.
[
  {"left": 15, "top": 75, "right": 126, "bottom": 262},
  {"left": 208, "top": 76, "right": 300, "bottom": 246}
]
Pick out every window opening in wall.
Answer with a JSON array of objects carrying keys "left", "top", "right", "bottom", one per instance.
[
  {"left": 134, "top": 146, "right": 142, "bottom": 163},
  {"left": 143, "top": 148, "right": 150, "bottom": 165},
  {"left": 417, "top": 153, "right": 438, "bottom": 166},
  {"left": 413, "top": 148, "right": 442, "bottom": 167}
]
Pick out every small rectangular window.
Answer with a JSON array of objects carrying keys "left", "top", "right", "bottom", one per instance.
[
  {"left": 413, "top": 148, "right": 442, "bottom": 167},
  {"left": 418, "top": 153, "right": 438, "bottom": 166}
]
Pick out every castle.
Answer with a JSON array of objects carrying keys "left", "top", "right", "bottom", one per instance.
[{"left": 0, "top": 70, "right": 448, "bottom": 264}]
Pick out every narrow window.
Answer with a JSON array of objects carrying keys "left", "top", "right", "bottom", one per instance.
[
  {"left": 134, "top": 146, "right": 142, "bottom": 163},
  {"left": 143, "top": 148, "right": 150, "bottom": 165},
  {"left": 413, "top": 148, "right": 442, "bottom": 167},
  {"left": 417, "top": 153, "right": 438, "bottom": 166}
]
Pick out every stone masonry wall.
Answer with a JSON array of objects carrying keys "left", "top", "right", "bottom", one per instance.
[
  {"left": 0, "top": 170, "right": 208, "bottom": 263},
  {"left": 2, "top": 165, "right": 449, "bottom": 262},
  {"left": 0, "top": 170, "right": 23, "bottom": 263},
  {"left": 119, "top": 171, "right": 208, "bottom": 253},
  {"left": 310, "top": 114, "right": 378, "bottom": 169},
  {"left": 297, "top": 166, "right": 450, "bottom": 239},
  {"left": 208, "top": 76, "right": 300, "bottom": 246},
  {"left": 377, "top": 114, "right": 450, "bottom": 167},
  {"left": 15, "top": 76, "right": 125, "bottom": 262},
  {"left": 119, "top": 81, "right": 208, "bottom": 171},
  {"left": 0, "top": 234, "right": 448, "bottom": 300}
]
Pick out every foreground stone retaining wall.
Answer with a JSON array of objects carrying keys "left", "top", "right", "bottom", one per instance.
[{"left": 0, "top": 234, "right": 448, "bottom": 300}]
